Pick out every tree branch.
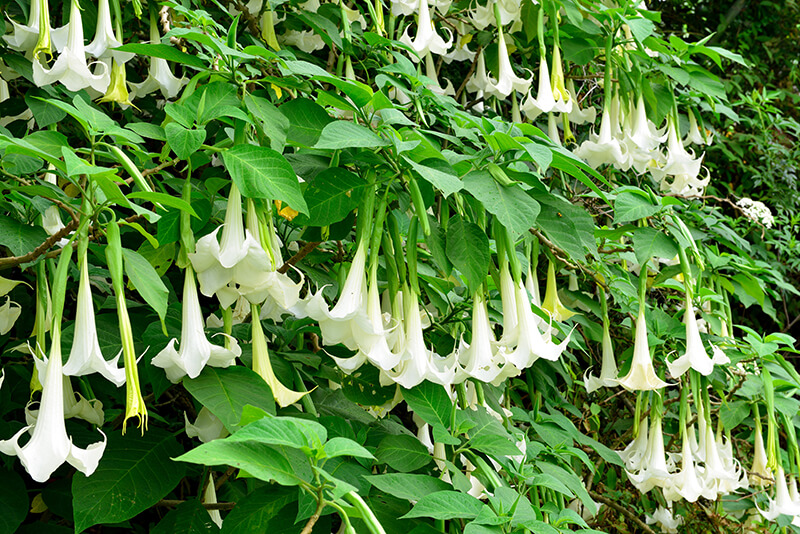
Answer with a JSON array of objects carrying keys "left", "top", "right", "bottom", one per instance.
[
  {"left": 589, "top": 490, "right": 657, "bottom": 534},
  {"left": 278, "top": 241, "right": 321, "bottom": 274},
  {"left": 0, "top": 217, "right": 80, "bottom": 270}
]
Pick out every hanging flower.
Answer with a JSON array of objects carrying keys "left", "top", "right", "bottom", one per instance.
[
  {"left": 667, "top": 296, "right": 716, "bottom": 377},
  {"left": 618, "top": 416, "right": 649, "bottom": 471},
  {"left": 617, "top": 307, "right": 670, "bottom": 391},
  {"left": 98, "top": 59, "right": 133, "bottom": 106},
  {"left": 280, "top": 30, "right": 325, "bottom": 53},
  {"left": 152, "top": 267, "right": 241, "bottom": 383},
  {"left": 649, "top": 115, "right": 708, "bottom": 195},
  {"left": 399, "top": 0, "right": 452, "bottom": 60},
  {"left": 566, "top": 79, "right": 596, "bottom": 125},
  {"left": 484, "top": 32, "right": 531, "bottom": 99},
  {"left": 185, "top": 407, "right": 229, "bottom": 443},
  {"left": 645, "top": 505, "right": 683, "bottom": 534},
  {"left": 573, "top": 106, "right": 629, "bottom": 169},
  {"left": 750, "top": 425, "right": 773, "bottom": 486},
  {"left": 454, "top": 292, "right": 504, "bottom": 383},
  {"left": 32, "top": 0, "right": 110, "bottom": 93},
  {"left": 541, "top": 261, "right": 577, "bottom": 322},
  {"left": 623, "top": 94, "right": 667, "bottom": 174},
  {"left": 129, "top": 15, "right": 187, "bottom": 99},
  {"left": 757, "top": 466, "right": 800, "bottom": 520},
  {"left": 626, "top": 413, "right": 673, "bottom": 493},
  {"left": 584, "top": 314, "right": 618, "bottom": 393},
  {"left": 683, "top": 110, "right": 713, "bottom": 146},
  {"left": 423, "top": 53, "right": 455, "bottom": 96},
  {"left": 84, "top": 0, "right": 134, "bottom": 63},
  {"left": 0, "top": 324, "right": 106, "bottom": 483},
  {"left": 663, "top": 427, "right": 705, "bottom": 503},
  {"left": 63, "top": 249, "right": 125, "bottom": 386}
]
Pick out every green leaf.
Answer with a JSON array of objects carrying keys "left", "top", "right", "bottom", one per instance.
[
  {"left": 537, "top": 196, "right": 596, "bottom": 261},
  {"left": 128, "top": 192, "right": 198, "bottom": 217},
  {"left": 0, "top": 214, "right": 48, "bottom": 257},
  {"left": 294, "top": 167, "right": 366, "bottom": 226},
  {"left": 165, "top": 123, "right": 206, "bottom": 161},
  {"left": 462, "top": 170, "right": 541, "bottom": 238},
  {"left": 403, "top": 381, "right": 452, "bottom": 430},
  {"left": 183, "top": 366, "right": 276, "bottom": 433},
  {"left": 114, "top": 43, "right": 207, "bottom": 69},
  {"left": 150, "top": 500, "right": 220, "bottom": 534},
  {"left": 463, "top": 407, "right": 522, "bottom": 457},
  {"left": 365, "top": 474, "right": 451, "bottom": 502},
  {"left": 121, "top": 248, "right": 169, "bottom": 321},
  {"left": 615, "top": 191, "right": 661, "bottom": 223},
  {"left": 279, "top": 98, "right": 334, "bottom": 147},
  {"left": 245, "top": 94, "right": 289, "bottom": 152},
  {"left": 220, "top": 486, "right": 297, "bottom": 534},
  {"left": 323, "top": 437, "right": 374, "bottom": 459},
  {"left": 72, "top": 428, "right": 186, "bottom": 533},
  {"left": 632, "top": 227, "right": 679, "bottom": 265},
  {"left": 25, "top": 90, "right": 67, "bottom": 128},
  {"left": 719, "top": 401, "right": 750, "bottom": 432},
  {"left": 314, "top": 121, "right": 388, "bottom": 150},
  {"left": 229, "top": 416, "right": 328, "bottom": 450},
  {"left": 0, "top": 467, "right": 28, "bottom": 534},
  {"left": 222, "top": 145, "right": 308, "bottom": 214},
  {"left": 62, "top": 147, "right": 115, "bottom": 178},
  {"left": 446, "top": 218, "right": 490, "bottom": 291},
  {"left": 401, "top": 491, "right": 484, "bottom": 520},
  {"left": 175, "top": 440, "right": 307, "bottom": 487},
  {"left": 404, "top": 157, "right": 463, "bottom": 197},
  {"left": 375, "top": 434, "right": 432, "bottom": 472}
]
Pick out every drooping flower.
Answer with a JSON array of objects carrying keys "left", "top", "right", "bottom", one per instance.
[
  {"left": 250, "top": 304, "right": 308, "bottom": 408},
  {"left": 645, "top": 505, "right": 683, "bottom": 534},
  {"left": 541, "top": 261, "right": 577, "bottom": 322},
  {"left": 0, "top": 324, "right": 106, "bottom": 482},
  {"left": 617, "top": 306, "right": 670, "bottom": 391},
  {"left": 399, "top": 0, "right": 452, "bottom": 60},
  {"left": 470, "top": 0, "right": 522, "bottom": 29},
  {"left": 203, "top": 474, "right": 224, "bottom": 529},
  {"left": 649, "top": 115, "right": 709, "bottom": 196},
  {"left": 63, "top": 249, "right": 126, "bottom": 386},
  {"left": 455, "top": 292, "right": 504, "bottom": 383},
  {"left": 423, "top": 53, "right": 455, "bottom": 96},
  {"left": 566, "top": 79, "right": 596, "bottom": 125},
  {"left": 98, "top": 59, "right": 133, "bottom": 106},
  {"left": 757, "top": 466, "right": 800, "bottom": 520},
  {"left": 32, "top": 0, "right": 110, "bottom": 93},
  {"left": 627, "top": 413, "right": 673, "bottom": 493},
  {"left": 683, "top": 110, "right": 713, "bottom": 146},
  {"left": 750, "top": 424, "right": 773, "bottom": 486},
  {"left": 619, "top": 416, "right": 649, "bottom": 471},
  {"left": 663, "top": 426, "right": 705, "bottom": 503},
  {"left": 584, "top": 311, "right": 619, "bottom": 393},
  {"left": 2, "top": 0, "right": 65, "bottom": 55},
  {"left": 698, "top": 423, "right": 746, "bottom": 499},
  {"left": 185, "top": 407, "right": 229, "bottom": 443},
  {"left": 667, "top": 296, "right": 715, "bottom": 377},
  {"left": 484, "top": 32, "right": 531, "bottom": 99},
  {"left": 573, "top": 105, "right": 629, "bottom": 169},
  {"left": 129, "top": 14, "right": 187, "bottom": 99},
  {"left": 152, "top": 266, "right": 241, "bottom": 383},
  {"left": 280, "top": 30, "right": 325, "bottom": 53},
  {"left": 84, "top": 0, "right": 134, "bottom": 63},
  {"left": 623, "top": 94, "right": 667, "bottom": 174}
]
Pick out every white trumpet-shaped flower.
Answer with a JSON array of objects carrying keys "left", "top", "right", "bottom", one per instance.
[
  {"left": 584, "top": 319, "right": 618, "bottom": 393},
  {"left": 63, "top": 253, "right": 125, "bottom": 386},
  {"left": 470, "top": 0, "right": 522, "bottom": 29},
  {"left": 750, "top": 427, "right": 772, "bottom": 486},
  {"left": 626, "top": 414, "right": 673, "bottom": 493},
  {"left": 758, "top": 466, "right": 800, "bottom": 520},
  {"left": 683, "top": 111, "right": 713, "bottom": 146},
  {"left": 423, "top": 53, "right": 455, "bottom": 96},
  {"left": 573, "top": 106, "right": 629, "bottom": 169},
  {"left": 3, "top": 0, "right": 66, "bottom": 54},
  {"left": 485, "top": 34, "right": 531, "bottom": 99},
  {"left": 32, "top": 0, "right": 110, "bottom": 93},
  {"left": 667, "top": 298, "right": 715, "bottom": 377},
  {"left": 84, "top": 0, "right": 134, "bottom": 63},
  {"left": 0, "top": 324, "right": 106, "bottom": 482},
  {"left": 455, "top": 292, "right": 504, "bottom": 383},
  {"left": 650, "top": 116, "right": 708, "bottom": 195},
  {"left": 645, "top": 505, "right": 683, "bottom": 534},
  {"left": 617, "top": 307, "right": 670, "bottom": 391},
  {"left": 185, "top": 407, "right": 229, "bottom": 443},
  {"left": 152, "top": 267, "right": 241, "bottom": 383},
  {"left": 699, "top": 424, "right": 746, "bottom": 498},
  {"left": 520, "top": 56, "right": 555, "bottom": 120},
  {"left": 129, "top": 15, "right": 187, "bottom": 99},
  {"left": 541, "top": 261, "right": 577, "bottom": 322},
  {"left": 623, "top": 94, "right": 667, "bottom": 174},
  {"left": 618, "top": 417, "right": 649, "bottom": 472},
  {"left": 566, "top": 79, "right": 597, "bottom": 125},
  {"left": 399, "top": 0, "right": 452, "bottom": 60},
  {"left": 664, "top": 428, "right": 705, "bottom": 502}
]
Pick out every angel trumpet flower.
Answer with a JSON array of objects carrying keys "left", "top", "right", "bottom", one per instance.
[
  {"left": 399, "top": 0, "right": 452, "bottom": 60},
  {"left": 566, "top": 79, "right": 596, "bottom": 125},
  {"left": 485, "top": 32, "right": 532, "bottom": 99},
  {"left": 650, "top": 115, "right": 708, "bottom": 195},
  {"left": 129, "top": 14, "right": 186, "bottom": 99},
  {"left": 664, "top": 427, "right": 705, "bottom": 502},
  {"left": 185, "top": 407, "right": 229, "bottom": 443},
  {"left": 85, "top": 0, "right": 134, "bottom": 63},
  {"left": 584, "top": 310, "right": 618, "bottom": 393},
  {"left": 152, "top": 266, "right": 241, "bottom": 383},
  {"left": 455, "top": 292, "right": 504, "bottom": 383},
  {"left": 618, "top": 416, "right": 649, "bottom": 472},
  {"left": 667, "top": 296, "right": 715, "bottom": 377},
  {"left": 623, "top": 94, "right": 667, "bottom": 174},
  {"left": 683, "top": 110, "right": 713, "bottom": 146},
  {"left": 617, "top": 306, "right": 670, "bottom": 391},
  {"left": 573, "top": 105, "right": 629, "bottom": 169},
  {"left": 626, "top": 412, "right": 672, "bottom": 493},
  {"left": 758, "top": 466, "right": 800, "bottom": 520},
  {"left": 32, "top": 0, "right": 110, "bottom": 93},
  {"left": 250, "top": 303, "right": 308, "bottom": 408},
  {"left": 520, "top": 56, "right": 556, "bottom": 120},
  {"left": 0, "top": 323, "right": 106, "bottom": 482},
  {"left": 3, "top": 0, "right": 45, "bottom": 53},
  {"left": 63, "top": 249, "right": 125, "bottom": 386},
  {"left": 750, "top": 425, "right": 773, "bottom": 486},
  {"left": 541, "top": 261, "right": 577, "bottom": 322}
]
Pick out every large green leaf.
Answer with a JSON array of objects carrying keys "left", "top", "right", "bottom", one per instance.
[
  {"left": 121, "top": 248, "right": 169, "bottom": 322},
  {"left": 114, "top": 43, "right": 207, "bottom": 69},
  {"left": 375, "top": 434, "right": 432, "bottom": 472},
  {"left": 462, "top": 170, "right": 541, "bottom": 238},
  {"left": 402, "top": 381, "right": 452, "bottom": 430},
  {"left": 0, "top": 214, "right": 48, "bottom": 257},
  {"left": 446, "top": 218, "right": 490, "bottom": 291},
  {"left": 0, "top": 468, "right": 28, "bottom": 534},
  {"left": 401, "top": 491, "right": 484, "bottom": 520},
  {"left": 72, "top": 428, "right": 186, "bottom": 533},
  {"left": 175, "top": 440, "right": 307, "bottom": 487},
  {"left": 222, "top": 144, "right": 308, "bottom": 214},
  {"left": 245, "top": 94, "right": 289, "bottom": 152},
  {"left": 614, "top": 191, "right": 661, "bottom": 223},
  {"left": 314, "top": 121, "right": 388, "bottom": 150},
  {"left": 365, "top": 474, "right": 451, "bottom": 502},
  {"left": 183, "top": 366, "right": 276, "bottom": 433},
  {"left": 165, "top": 123, "right": 206, "bottom": 161},
  {"left": 404, "top": 157, "right": 463, "bottom": 197},
  {"left": 279, "top": 98, "right": 334, "bottom": 147},
  {"left": 632, "top": 227, "right": 679, "bottom": 265},
  {"left": 294, "top": 167, "right": 366, "bottom": 226},
  {"left": 536, "top": 196, "right": 596, "bottom": 261},
  {"left": 228, "top": 416, "right": 327, "bottom": 450}
]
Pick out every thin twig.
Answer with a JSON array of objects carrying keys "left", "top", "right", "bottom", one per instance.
[
  {"left": 0, "top": 218, "right": 80, "bottom": 270},
  {"left": 455, "top": 46, "right": 482, "bottom": 101},
  {"left": 278, "top": 241, "right": 321, "bottom": 274},
  {"left": 589, "top": 490, "right": 657, "bottom": 534}
]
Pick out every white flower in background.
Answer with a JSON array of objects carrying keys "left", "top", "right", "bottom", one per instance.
[
  {"left": 33, "top": 0, "right": 110, "bottom": 93},
  {"left": 2, "top": 0, "right": 65, "bottom": 54},
  {"left": 574, "top": 106, "right": 629, "bottom": 169},
  {"left": 584, "top": 318, "right": 618, "bottom": 393},
  {"left": 0, "top": 275, "right": 25, "bottom": 336},
  {"left": 649, "top": 116, "right": 708, "bottom": 195},
  {"left": 627, "top": 414, "right": 673, "bottom": 493},
  {"left": 281, "top": 30, "right": 325, "bottom": 53},
  {"left": 645, "top": 505, "right": 683, "bottom": 534},
  {"left": 0, "top": 325, "right": 106, "bottom": 482},
  {"left": 391, "top": 0, "right": 419, "bottom": 16},
  {"left": 152, "top": 267, "right": 241, "bottom": 383},
  {"left": 129, "top": 15, "right": 187, "bottom": 100},
  {"left": 623, "top": 94, "right": 667, "bottom": 174},
  {"left": 547, "top": 113, "right": 561, "bottom": 146},
  {"left": 520, "top": 56, "right": 555, "bottom": 120},
  {"left": 63, "top": 251, "right": 126, "bottom": 386},
  {"left": 203, "top": 473, "right": 224, "bottom": 529},
  {"left": 749, "top": 427, "right": 772, "bottom": 486},
  {"left": 683, "top": 111, "right": 713, "bottom": 146},
  {"left": 85, "top": 0, "right": 134, "bottom": 63},
  {"left": 470, "top": 0, "right": 522, "bottom": 29},
  {"left": 485, "top": 33, "right": 532, "bottom": 99},
  {"left": 663, "top": 428, "right": 705, "bottom": 502},
  {"left": 618, "top": 417, "right": 648, "bottom": 471},
  {"left": 423, "top": 53, "right": 455, "bottom": 96},
  {"left": 617, "top": 307, "right": 670, "bottom": 391},
  {"left": 185, "top": 407, "right": 229, "bottom": 443},
  {"left": 465, "top": 50, "right": 491, "bottom": 112},
  {"left": 541, "top": 261, "right": 577, "bottom": 322},
  {"left": 400, "top": 0, "right": 452, "bottom": 60},
  {"left": 667, "top": 297, "right": 715, "bottom": 377},
  {"left": 567, "top": 79, "right": 596, "bottom": 125},
  {"left": 443, "top": 23, "right": 476, "bottom": 63},
  {"left": 737, "top": 198, "right": 775, "bottom": 228},
  {"left": 758, "top": 466, "right": 800, "bottom": 520},
  {"left": 0, "top": 77, "right": 35, "bottom": 127},
  {"left": 699, "top": 423, "right": 746, "bottom": 498}
]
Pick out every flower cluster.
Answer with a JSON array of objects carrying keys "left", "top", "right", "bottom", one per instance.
[{"left": 737, "top": 197, "right": 776, "bottom": 228}]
